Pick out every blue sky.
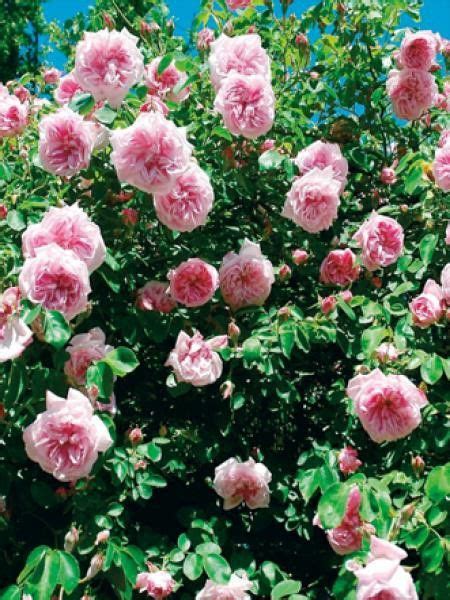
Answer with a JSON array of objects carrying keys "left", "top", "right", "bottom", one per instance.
[{"left": 43, "top": 0, "right": 450, "bottom": 69}]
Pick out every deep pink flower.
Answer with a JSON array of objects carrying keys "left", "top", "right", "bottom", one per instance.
[
  {"left": 283, "top": 167, "right": 341, "bottom": 233},
  {"left": 321, "top": 295, "right": 337, "bottom": 315},
  {"left": 135, "top": 569, "right": 175, "bottom": 598},
  {"left": 219, "top": 239, "right": 274, "bottom": 310},
  {"left": 165, "top": 330, "right": 228, "bottom": 387},
  {"left": 153, "top": 164, "right": 214, "bottom": 232},
  {"left": 144, "top": 57, "right": 189, "bottom": 102},
  {"left": 38, "top": 108, "right": 97, "bottom": 177},
  {"left": 214, "top": 457, "right": 272, "bottom": 510},
  {"left": 294, "top": 140, "right": 348, "bottom": 192},
  {"left": 137, "top": 281, "right": 177, "bottom": 313},
  {"left": 168, "top": 258, "right": 218, "bottom": 308},
  {"left": 54, "top": 72, "right": 84, "bottom": 105},
  {"left": 0, "top": 93, "right": 28, "bottom": 138},
  {"left": 353, "top": 213, "right": 404, "bottom": 271},
  {"left": 433, "top": 144, "right": 450, "bottom": 191},
  {"left": 226, "top": 0, "right": 252, "bottom": 10},
  {"left": 64, "top": 327, "right": 113, "bottom": 386},
  {"left": 338, "top": 447, "right": 362, "bottom": 475},
  {"left": 209, "top": 33, "right": 271, "bottom": 90},
  {"left": 387, "top": 68, "right": 437, "bottom": 120},
  {"left": 214, "top": 73, "right": 275, "bottom": 139},
  {"left": 320, "top": 249, "right": 360, "bottom": 287},
  {"left": 22, "top": 204, "right": 106, "bottom": 273},
  {"left": 410, "top": 279, "right": 445, "bottom": 327},
  {"left": 398, "top": 30, "right": 440, "bottom": 71},
  {"left": 380, "top": 166, "right": 397, "bottom": 185},
  {"left": 347, "top": 368, "right": 428, "bottom": 442},
  {"left": 110, "top": 112, "right": 192, "bottom": 194},
  {"left": 74, "top": 28, "right": 144, "bottom": 108},
  {"left": 19, "top": 243, "right": 91, "bottom": 321}
]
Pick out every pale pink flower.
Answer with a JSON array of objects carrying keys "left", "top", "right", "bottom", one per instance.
[
  {"left": 294, "top": 141, "right": 348, "bottom": 192},
  {"left": 226, "top": 0, "right": 252, "bottom": 10},
  {"left": 22, "top": 204, "right": 106, "bottom": 273},
  {"left": 321, "top": 295, "right": 337, "bottom": 315},
  {"left": 386, "top": 68, "right": 437, "bottom": 120},
  {"left": 209, "top": 33, "right": 271, "bottom": 90},
  {"left": 136, "top": 281, "right": 177, "bottom": 313},
  {"left": 320, "top": 249, "right": 360, "bottom": 287},
  {"left": 347, "top": 368, "right": 428, "bottom": 443},
  {"left": 64, "top": 328, "right": 113, "bottom": 386},
  {"left": 438, "top": 129, "right": 450, "bottom": 148},
  {"left": 197, "top": 28, "right": 215, "bottom": 51},
  {"left": 95, "top": 530, "right": 110, "bottom": 545},
  {"left": 74, "top": 28, "right": 144, "bottom": 108},
  {"left": 338, "top": 447, "right": 362, "bottom": 475},
  {"left": 446, "top": 223, "right": 450, "bottom": 245},
  {"left": 153, "top": 163, "right": 214, "bottom": 232},
  {"left": 409, "top": 279, "right": 445, "bottom": 327},
  {"left": 110, "top": 112, "right": 192, "bottom": 194},
  {"left": 0, "top": 287, "right": 32, "bottom": 362},
  {"left": 399, "top": 30, "right": 440, "bottom": 71},
  {"left": 54, "top": 72, "right": 84, "bottom": 105},
  {"left": 0, "top": 93, "right": 28, "bottom": 138},
  {"left": 354, "top": 536, "right": 418, "bottom": 600},
  {"left": 219, "top": 239, "right": 274, "bottom": 310},
  {"left": 433, "top": 144, "right": 450, "bottom": 191},
  {"left": 43, "top": 67, "right": 61, "bottom": 84},
  {"left": 292, "top": 249, "right": 308, "bottom": 265},
  {"left": 140, "top": 94, "right": 169, "bottom": 116},
  {"left": 136, "top": 569, "right": 175, "bottom": 598},
  {"left": 213, "top": 457, "right": 272, "bottom": 510},
  {"left": 38, "top": 108, "right": 97, "bottom": 177},
  {"left": 440, "top": 263, "right": 450, "bottom": 304},
  {"left": 196, "top": 574, "right": 253, "bottom": 600},
  {"left": 214, "top": 73, "right": 275, "bottom": 139},
  {"left": 165, "top": 330, "right": 228, "bottom": 387},
  {"left": 19, "top": 243, "right": 91, "bottom": 321},
  {"left": 23, "top": 388, "right": 112, "bottom": 482},
  {"left": 315, "top": 486, "right": 363, "bottom": 555},
  {"left": 144, "top": 57, "right": 190, "bottom": 102},
  {"left": 375, "top": 342, "right": 399, "bottom": 363},
  {"left": 283, "top": 167, "right": 341, "bottom": 233},
  {"left": 380, "top": 166, "right": 397, "bottom": 185},
  {"left": 168, "top": 258, "right": 218, "bottom": 308},
  {"left": 353, "top": 213, "right": 404, "bottom": 271},
  {"left": 341, "top": 290, "right": 353, "bottom": 303}
]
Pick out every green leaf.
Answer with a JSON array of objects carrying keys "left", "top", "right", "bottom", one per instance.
[
  {"left": 203, "top": 554, "right": 231, "bottom": 584},
  {"left": 58, "top": 551, "right": 80, "bottom": 593},
  {"left": 258, "top": 150, "right": 285, "bottom": 171},
  {"left": 337, "top": 297, "right": 356, "bottom": 320},
  {"left": 419, "top": 234, "right": 438, "bottom": 265},
  {"left": 28, "top": 550, "right": 60, "bottom": 600},
  {"left": 212, "top": 126, "right": 233, "bottom": 141},
  {"left": 279, "top": 323, "right": 295, "bottom": 358},
  {"left": 178, "top": 534, "right": 191, "bottom": 552},
  {"left": 318, "top": 483, "right": 351, "bottom": 529},
  {"left": 0, "top": 587, "right": 20, "bottom": 600},
  {"left": 43, "top": 310, "right": 71, "bottom": 349},
  {"left": 183, "top": 553, "right": 203, "bottom": 581},
  {"left": 425, "top": 464, "right": 450, "bottom": 503},
  {"left": 195, "top": 542, "right": 222, "bottom": 556},
  {"left": 94, "top": 104, "right": 117, "bottom": 125},
  {"left": 403, "top": 526, "right": 429, "bottom": 549},
  {"left": 271, "top": 580, "right": 301, "bottom": 599},
  {"left": 361, "top": 327, "right": 389, "bottom": 356},
  {"left": 242, "top": 337, "right": 262, "bottom": 362},
  {"left": 157, "top": 54, "right": 173, "bottom": 74},
  {"left": 18, "top": 546, "right": 49, "bottom": 585},
  {"left": 136, "top": 442, "right": 162, "bottom": 462},
  {"left": 6, "top": 209, "right": 26, "bottom": 231},
  {"left": 420, "top": 355, "right": 443, "bottom": 385},
  {"left": 297, "top": 469, "right": 320, "bottom": 504},
  {"left": 102, "top": 347, "right": 139, "bottom": 377},
  {"left": 86, "top": 362, "right": 114, "bottom": 399},
  {"left": 421, "top": 535, "right": 445, "bottom": 572},
  {"left": 119, "top": 550, "right": 138, "bottom": 583},
  {"left": 69, "top": 92, "right": 95, "bottom": 115},
  {"left": 404, "top": 164, "right": 424, "bottom": 195}
]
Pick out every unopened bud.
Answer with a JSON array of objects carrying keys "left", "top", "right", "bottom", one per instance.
[
  {"left": 64, "top": 527, "right": 79, "bottom": 552},
  {"left": 400, "top": 204, "right": 408, "bottom": 213},
  {"left": 102, "top": 12, "right": 115, "bottom": 29},
  {"left": 295, "top": 33, "right": 308, "bottom": 47},
  {"left": 86, "top": 554, "right": 104, "bottom": 580},
  {"left": 95, "top": 530, "right": 110, "bottom": 545},
  {"left": 134, "top": 459, "right": 148, "bottom": 471},
  {"left": 340, "top": 290, "right": 353, "bottom": 303},
  {"left": 279, "top": 264, "right": 291, "bottom": 281},
  {"left": 220, "top": 380, "right": 234, "bottom": 399},
  {"left": 411, "top": 456, "right": 425, "bottom": 475},
  {"left": 128, "top": 427, "right": 143, "bottom": 445},
  {"left": 321, "top": 295, "right": 337, "bottom": 315},
  {"left": 292, "top": 249, "right": 308, "bottom": 265},
  {"left": 228, "top": 321, "right": 240, "bottom": 341},
  {"left": 0, "top": 204, "right": 7, "bottom": 220}
]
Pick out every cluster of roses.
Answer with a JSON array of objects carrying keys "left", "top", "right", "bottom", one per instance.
[{"left": 410, "top": 262, "right": 450, "bottom": 328}]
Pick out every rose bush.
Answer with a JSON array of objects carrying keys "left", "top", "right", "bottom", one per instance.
[{"left": 0, "top": 0, "right": 449, "bottom": 599}]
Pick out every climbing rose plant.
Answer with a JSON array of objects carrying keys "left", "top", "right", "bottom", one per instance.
[{"left": 0, "top": 0, "right": 449, "bottom": 599}]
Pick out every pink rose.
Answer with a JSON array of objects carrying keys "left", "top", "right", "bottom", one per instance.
[
  {"left": 74, "top": 28, "right": 144, "bottom": 108},
  {"left": 320, "top": 249, "right": 360, "bottom": 287},
  {"left": 0, "top": 287, "right": 33, "bottom": 362},
  {"left": 168, "top": 258, "right": 218, "bottom": 308},
  {"left": 135, "top": 569, "right": 175, "bottom": 598},
  {"left": 137, "top": 281, "right": 177, "bottom": 313},
  {"left": 294, "top": 140, "right": 348, "bottom": 192},
  {"left": 338, "top": 447, "right": 362, "bottom": 475},
  {"left": 283, "top": 167, "right": 341, "bottom": 233},
  {"left": 440, "top": 263, "right": 450, "bottom": 304},
  {"left": 347, "top": 368, "right": 428, "bottom": 442},
  {"left": 432, "top": 144, "right": 450, "bottom": 191},
  {"left": 226, "top": 0, "right": 252, "bottom": 10},
  {"left": 292, "top": 249, "right": 309, "bottom": 265},
  {"left": 22, "top": 204, "right": 106, "bottom": 273},
  {"left": 14, "top": 85, "right": 30, "bottom": 103},
  {"left": 54, "top": 72, "right": 84, "bottom": 105},
  {"left": 375, "top": 342, "right": 399, "bottom": 363},
  {"left": 209, "top": 33, "right": 271, "bottom": 90},
  {"left": 353, "top": 213, "right": 404, "bottom": 271},
  {"left": 219, "top": 239, "right": 274, "bottom": 310},
  {"left": 197, "top": 28, "right": 215, "bottom": 51},
  {"left": 214, "top": 73, "right": 275, "bottom": 139},
  {"left": 43, "top": 68, "right": 61, "bottom": 84},
  {"left": 23, "top": 388, "right": 112, "bottom": 482},
  {"left": 165, "top": 330, "right": 227, "bottom": 387},
  {"left": 110, "top": 112, "right": 192, "bottom": 194},
  {"left": 446, "top": 223, "right": 450, "bottom": 245},
  {"left": 0, "top": 93, "right": 28, "bottom": 138},
  {"left": 438, "top": 129, "right": 450, "bottom": 148},
  {"left": 214, "top": 457, "right": 271, "bottom": 510},
  {"left": 121, "top": 207, "right": 139, "bottom": 226},
  {"left": 353, "top": 536, "right": 418, "bottom": 600},
  {"left": 196, "top": 574, "right": 253, "bottom": 600},
  {"left": 153, "top": 163, "right": 214, "bottom": 232},
  {"left": 340, "top": 290, "right": 353, "bottom": 303},
  {"left": 379, "top": 166, "right": 397, "bottom": 185},
  {"left": 140, "top": 94, "right": 170, "bottom": 116},
  {"left": 317, "top": 486, "right": 363, "bottom": 555},
  {"left": 386, "top": 68, "right": 437, "bottom": 120},
  {"left": 410, "top": 279, "right": 445, "bottom": 327},
  {"left": 19, "top": 243, "right": 91, "bottom": 321},
  {"left": 399, "top": 30, "right": 440, "bottom": 71},
  {"left": 64, "top": 327, "right": 113, "bottom": 386},
  {"left": 144, "top": 57, "right": 190, "bottom": 103},
  {"left": 38, "top": 108, "right": 97, "bottom": 177},
  {"left": 321, "top": 295, "right": 337, "bottom": 315}
]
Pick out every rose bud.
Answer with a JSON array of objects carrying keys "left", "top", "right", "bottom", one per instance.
[
  {"left": 310, "top": 71, "right": 320, "bottom": 80},
  {"left": 292, "top": 249, "right": 308, "bottom": 265},
  {"left": 279, "top": 264, "right": 292, "bottom": 281},
  {"left": 95, "top": 530, "right": 110, "bottom": 545},
  {"left": 375, "top": 343, "right": 399, "bottom": 363},
  {"left": 102, "top": 12, "right": 115, "bottom": 29},
  {"left": 122, "top": 208, "right": 139, "bottom": 226},
  {"left": 141, "top": 21, "right": 160, "bottom": 35},
  {"left": 14, "top": 85, "right": 30, "bottom": 103},
  {"left": 260, "top": 139, "right": 276, "bottom": 153},
  {"left": 380, "top": 166, "right": 397, "bottom": 185},
  {"left": 0, "top": 205, "right": 7, "bottom": 220},
  {"left": 86, "top": 554, "right": 104, "bottom": 580},
  {"left": 338, "top": 446, "right": 362, "bottom": 475},
  {"left": 321, "top": 295, "right": 337, "bottom": 315},
  {"left": 372, "top": 276, "right": 382, "bottom": 288},
  {"left": 228, "top": 321, "right": 240, "bottom": 341},
  {"left": 295, "top": 33, "right": 308, "bottom": 47},
  {"left": 411, "top": 455, "right": 425, "bottom": 475},
  {"left": 340, "top": 290, "right": 353, "bottom": 303},
  {"left": 64, "top": 527, "right": 79, "bottom": 552},
  {"left": 128, "top": 427, "right": 143, "bottom": 445},
  {"left": 400, "top": 204, "right": 408, "bottom": 213},
  {"left": 43, "top": 68, "right": 60, "bottom": 85},
  {"left": 220, "top": 380, "right": 234, "bottom": 399},
  {"left": 134, "top": 459, "right": 148, "bottom": 471}
]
